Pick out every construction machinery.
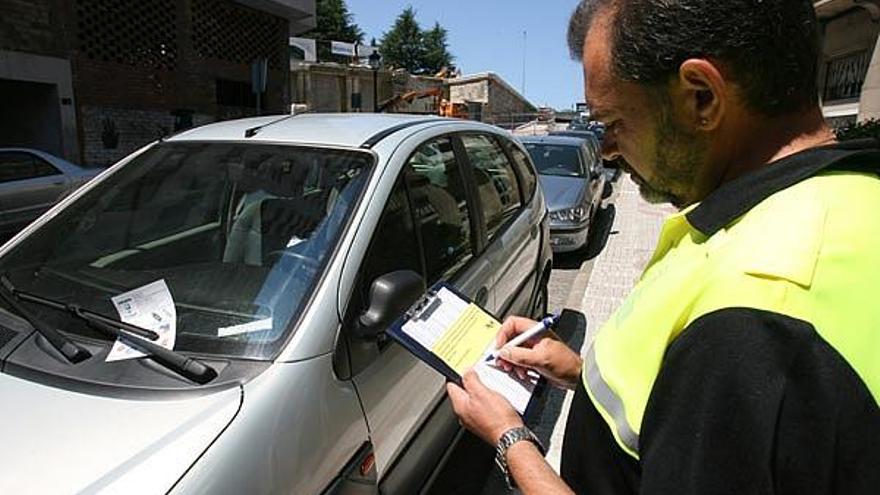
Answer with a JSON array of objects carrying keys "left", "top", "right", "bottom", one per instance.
[{"left": 377, "top": 87, "right": 469, "bottom": 118}]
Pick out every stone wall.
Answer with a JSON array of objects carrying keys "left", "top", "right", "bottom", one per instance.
[{"left": 449, "top": 80, "right": 489, "bottom": 104}]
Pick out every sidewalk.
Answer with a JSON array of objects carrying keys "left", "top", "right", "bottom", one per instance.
[{"left": 545, "top": 175, "right": 673, "bottom": 469}]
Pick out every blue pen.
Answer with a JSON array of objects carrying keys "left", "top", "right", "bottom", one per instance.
[{"left": 485, "top": 313, "right": 559, "bottom": 362}]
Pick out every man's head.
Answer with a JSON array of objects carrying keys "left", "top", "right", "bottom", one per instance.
[{"left": 568, "top": 0, "right": 822, "bottom": 207}]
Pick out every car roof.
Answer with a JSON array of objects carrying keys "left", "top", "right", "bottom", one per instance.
[
  {"left": 167, "top": 113, "right": 454, "bottom": 148},
  {"left": 518, "top": 135, "right": 588, "bottom": 147}
]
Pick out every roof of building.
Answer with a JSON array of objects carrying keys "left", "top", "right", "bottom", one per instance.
[
  {"left": 167, "top": 113, "right": 452, "bottom": 148},
  {"left": 447, "top": 72, "right": 536, "bottom": 111}
]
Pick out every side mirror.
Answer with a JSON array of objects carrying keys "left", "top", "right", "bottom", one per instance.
[{"left": 357, "top": 270, "right": 426, "bottom": 340}]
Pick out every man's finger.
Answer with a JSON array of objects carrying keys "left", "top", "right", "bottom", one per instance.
[
  {"left": 461, "top": 369, "right": 487, "bottom": 393},
  {"left": 496, "top": 316, "right": 539, "bottom": 348},
  {"left": 446, "top": 381, "right": 469, "bottom": 414},
  {"left": 499, "top": 345, "right": 544, "bottom": 369}
]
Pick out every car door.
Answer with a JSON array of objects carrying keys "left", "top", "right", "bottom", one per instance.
[
  {"left": 581, "top": 141, "right": 605, "bottom": 213},
  {"left": 0, "top": 151, "right": 68, "bottom": 236},
  {"left": 345, "top": 135, "right": 496, "bottom": 489},
  {"left": 457, "top": 133, "right": 538, "bottom": 318}
]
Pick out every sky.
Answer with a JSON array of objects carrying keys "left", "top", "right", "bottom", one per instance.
[{"left": 345, "top": 0, "right": 585, "bottom": 110}]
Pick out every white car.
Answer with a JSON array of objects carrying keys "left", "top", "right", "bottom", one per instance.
[
  {"left": 0, "top": 148, "right": 100, "bottom": 239},
  {"left": 0, "top": 114, "right": 551, "bottom": 494}
]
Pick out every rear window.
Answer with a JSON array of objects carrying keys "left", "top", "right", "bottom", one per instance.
[{"left": 524, "top": 144, "right": 585, "bottom": 178}]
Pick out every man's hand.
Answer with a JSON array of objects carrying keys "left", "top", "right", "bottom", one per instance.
[
  {"left": 495, "top": 316, "right": 583, "bottom": 390},
  {"left": 446, "top": 370, "right": 524, "bottom": 445}
]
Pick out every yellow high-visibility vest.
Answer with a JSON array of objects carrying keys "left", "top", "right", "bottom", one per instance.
[{"left": 584, "top": 144, "right": 880, "bottom": 459}]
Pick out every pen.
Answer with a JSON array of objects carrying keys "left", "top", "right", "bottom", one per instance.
[{"left": 485, "top": 313, "right": 559, "bottom": 362}]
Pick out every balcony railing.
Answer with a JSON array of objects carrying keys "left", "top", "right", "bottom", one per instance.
[{"left": 823, "top": 49, "right": 872, "bottom": 102}]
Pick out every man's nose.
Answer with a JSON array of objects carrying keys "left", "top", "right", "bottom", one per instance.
[{"left": 601, "top": 131, "right": 621, "bottom": 161}]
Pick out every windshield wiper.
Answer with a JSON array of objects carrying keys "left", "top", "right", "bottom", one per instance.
[
  {"left": 0, "top": 276, "right": 91, "bottom": 363},
  {"left": 0, "top": 276, "right": 218, "bottom": 385}
]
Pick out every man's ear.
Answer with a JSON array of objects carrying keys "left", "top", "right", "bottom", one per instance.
[{"left": 675, "top": 59, "right": 727, "bottom": 131}]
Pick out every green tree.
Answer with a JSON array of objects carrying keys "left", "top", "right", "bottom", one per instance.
[
  {"left": 306, "top": 0, "right": 364, "bottom": 62},
  {"left": 380, "top": 7, "right": 427, "bottom": 74},
  {"left": 422, "top": 22, "right": 454, "bottom": 75}
]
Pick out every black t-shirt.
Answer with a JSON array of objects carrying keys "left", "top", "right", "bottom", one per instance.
[{"left": 560, "top": 308, "right": 880, "bottom": 494}]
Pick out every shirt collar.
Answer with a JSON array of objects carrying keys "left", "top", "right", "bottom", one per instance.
[{"left": 685, "top": 139, "right": 880, "bottom": 236}]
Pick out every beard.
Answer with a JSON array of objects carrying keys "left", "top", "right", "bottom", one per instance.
[{"left": 624, "top": 100, "right": 706, "bottom": 209}]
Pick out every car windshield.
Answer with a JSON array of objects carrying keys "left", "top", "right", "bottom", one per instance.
[
  {"left": 0, "top": 141, "right": 372, "bottom": 360},
  {"left": 523, "top": 144, "right": 585, "bottom": 178}
]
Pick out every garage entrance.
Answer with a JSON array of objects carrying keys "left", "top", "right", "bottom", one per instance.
[{"left": 0, "top": 78, "right": 63, "bottom": 157}]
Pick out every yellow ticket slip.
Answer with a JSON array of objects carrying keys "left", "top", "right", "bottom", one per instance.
[{"left": 430, "top": 302, "right": 501, "bottom": 375}]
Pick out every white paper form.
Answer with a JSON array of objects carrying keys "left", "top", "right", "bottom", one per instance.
[
  {"left": 106, "top": 280, "right": 177, "bottom": 362},
  {"left": 401, "top": 287, "right": 537, "bottom": 414}
]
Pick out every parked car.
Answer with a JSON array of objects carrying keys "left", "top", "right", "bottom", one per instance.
[
  {"left": 0, "top": 114, "right": 551, "bottom": 494},
  {"left": 520, "top": 134, "right": 606, "bottom": 253},
  {"left": 549, "top": 129, "right": 621, "bottom": 183},
  {"left": 0, "top": 148, "right": 101, "bottom": 240}
]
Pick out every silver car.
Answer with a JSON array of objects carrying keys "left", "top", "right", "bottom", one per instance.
[
  {"left": 0, "top": 148, "right": 100, "bottom": 240},
  {"left": 0, "top": 114, "right": 551, "bottom": 494},
  {"left": 520, "top": 135, "right": 606, "bottom": 253}
]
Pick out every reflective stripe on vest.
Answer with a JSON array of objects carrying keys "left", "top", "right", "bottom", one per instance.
[{"left": 584, "top": 343, "right": 639, "bottom": 457}]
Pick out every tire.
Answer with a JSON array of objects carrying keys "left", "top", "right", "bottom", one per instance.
[{"left": 531, "top": 277, "right": 549, "bottom": 319}]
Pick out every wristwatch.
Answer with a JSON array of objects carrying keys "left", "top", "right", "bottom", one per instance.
[{"left": 495, "top": 426, "right": 545, "bottom": 489}]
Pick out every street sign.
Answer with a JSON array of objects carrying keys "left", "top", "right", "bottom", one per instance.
[{"left": 251, "top": 58, "right": 267, "bottom": 95}]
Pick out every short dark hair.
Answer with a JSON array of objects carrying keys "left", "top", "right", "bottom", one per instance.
[{"left": 568, "top": 0, "right": 821, "bottom": 116}]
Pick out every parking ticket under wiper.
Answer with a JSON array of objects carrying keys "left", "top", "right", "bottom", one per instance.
[{"left": 0, "top": 276, "right": 217, "bottom": 384}]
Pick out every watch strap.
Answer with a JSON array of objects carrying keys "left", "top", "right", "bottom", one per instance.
[{"left": 494, "top": 426, "right": 545, "bottom": 489}]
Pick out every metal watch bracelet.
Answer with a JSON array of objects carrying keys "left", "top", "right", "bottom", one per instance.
[{"left": 495, "top": 426, "right": 545, "bottom": 489}]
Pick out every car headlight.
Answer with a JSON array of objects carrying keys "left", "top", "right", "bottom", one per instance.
[{"left": 549, "top": 206, "right": 588, "bottom": 224}]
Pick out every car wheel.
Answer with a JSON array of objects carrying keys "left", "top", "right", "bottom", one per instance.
[{"left": 531, "top": 278, "right": 549, "bottom": 319}]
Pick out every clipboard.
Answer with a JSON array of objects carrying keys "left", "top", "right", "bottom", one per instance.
[{"left": 386, "top": 282, "right": 539, "bottom": 415}]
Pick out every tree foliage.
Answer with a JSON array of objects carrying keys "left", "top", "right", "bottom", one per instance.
[
  {"left": 422, "top": 22, "right": 454, "bottom": 75},
  {"left": 835, "top": 119, "right": 880, "bottom": 141},
  {"left": 380, "top": 8, "right": 454, "bottom": 75},
  {"left": 307, "top": 0, "right": 363, "bottom": 62}
]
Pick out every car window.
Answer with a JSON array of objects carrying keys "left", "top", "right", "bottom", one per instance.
[
  {"left": 0, "top": 142, "right": 373, "bottom": 361},
  {"left": 356, "top": 177, "right": 422, "bottom": 304},
  {"left": 0, "top": 152, "right": 60, "bottom": 183},
  {"left": 406, "top": 136, "right": 473, "bottom": 284},
  {"left": 505, "top": 142, "right": 537, "bottom": 203},
  {"left": 524, "top": 143, "right": 585, "bottom": 178},
  {"left": 461, "top": 134, "right": 522, "bottom": 242}
]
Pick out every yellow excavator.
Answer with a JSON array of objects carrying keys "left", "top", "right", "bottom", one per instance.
[{"left": 377, "top": 87, "right": 469, "bottom": 118}]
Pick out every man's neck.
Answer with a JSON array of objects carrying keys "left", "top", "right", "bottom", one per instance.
[{"left": 717, "top": 106, "right": 836, "bottom": 185}]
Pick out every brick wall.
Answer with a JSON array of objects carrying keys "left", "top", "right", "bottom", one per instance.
[
  {"left": 0, "top": 0, "right": 63, "bottom": 56},
  {"left": 449, "top": 80, "right": 489, "bottom": 104},
  {"left": 79, "top": 105, "right": 215, "bottom": 166}
]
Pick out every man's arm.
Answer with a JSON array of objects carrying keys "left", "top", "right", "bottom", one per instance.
[{"left": 446, "top": 372, "right": 575, "bottom": 495}]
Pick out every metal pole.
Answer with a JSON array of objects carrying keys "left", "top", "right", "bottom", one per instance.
[{"left": 372, "top": 69, "right": 379, "bottom": 112}]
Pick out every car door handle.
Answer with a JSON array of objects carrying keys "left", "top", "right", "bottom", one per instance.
[
  {"left": 530, "top": 225, "right": 539, "bottom": 239},
  {"left": 475, "top": 287, "right": 489, "bottom": 306}
]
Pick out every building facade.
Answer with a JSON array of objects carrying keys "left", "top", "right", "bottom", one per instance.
[
  {"left": 446, "top": 72, "right": 537, "bottom": 127},
  {"left": 0, "top": 0, "right": 315, "bottom": 166},
  {"left": 816, "top": 0, "right": 880, "bottom": 126}
]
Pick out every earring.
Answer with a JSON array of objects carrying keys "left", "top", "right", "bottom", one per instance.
[{"left": 700, "top": 118, "right": 708, "bottom": 126}]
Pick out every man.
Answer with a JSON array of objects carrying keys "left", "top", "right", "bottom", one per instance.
[{"left": 446, "top": 1, "right": 880, "bottom": 493}]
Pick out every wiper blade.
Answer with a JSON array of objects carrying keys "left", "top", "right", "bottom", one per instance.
[
  {"left": 0, "top": 276, "right": 91, "bottom": 363},
  {"left": 84, "top": 315, "right": 218, "bottom": 385},
  {"left": 1, "top": 276, "right": 159, "bottom": 340},
  {"left": 1, "top": 276, "right": 218, "bottom": 385}
]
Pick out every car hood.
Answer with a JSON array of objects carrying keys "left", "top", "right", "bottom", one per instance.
[
  {"left": 539, "top": 175, "right": 587, "bottom": 211},
  {"left": 0, "top": 373, "right": 241, "bottom": 494}
]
